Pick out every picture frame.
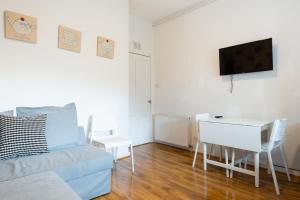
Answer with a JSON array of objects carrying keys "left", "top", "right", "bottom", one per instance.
[
  {"left": 97, "top": 36, "right": 115, "bottom": 59},
  {"left": 4, "top": 10, "right": 37, "bottom": 43},
  {"left": 58, "top": 25, "right": 81, "bottom": 53}
]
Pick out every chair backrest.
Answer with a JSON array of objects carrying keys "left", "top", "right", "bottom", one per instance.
[
  {"left": 195, "top": 113, "right": 210, "bottom": 139},
  {"left": 268, "top": 119, "right": 287, "bottom": 150},
  {"left": 87, "top": 114, "right": 118, "bottom": 143}
]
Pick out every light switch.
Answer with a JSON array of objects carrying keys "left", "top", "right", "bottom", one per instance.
[{"left": 133, "top": 41, "right": 141, "bottom": 50}]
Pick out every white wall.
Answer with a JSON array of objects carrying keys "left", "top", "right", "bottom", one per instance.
[
  {"left": 0, "top": 0, "right": 129, "bottom": 157},
  {"left": 154, "top": 0, "right": 300, "bottom": 173}
]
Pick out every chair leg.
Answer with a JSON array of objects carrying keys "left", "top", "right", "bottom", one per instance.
[
  {"left": 244, "top": 151, "right": 248, "bottom": 169},
  {"left": 230, "top": 149, "right": 235, "bottom": 178},
  {"left": 225, "top": 148, "right": 229, "bottom": 178},
  {"left": 219, "top": 146, "right": 223, "bottom": 161},
  {"left": 208, "top": 144, "right": 214, "bottom": 159},
  {"left": 192, "top": 142, "right": 199, "bottom": 168},
  {"left": 111, "top": 147, "right": 118, "bottom": 163},
  {"left": 130, "top": 144, "right": 135, "bottom": 173},
  {"left": 238, "top": 150, "right": 242, "bottom": 168},
  {"left": 114, "top": 147, "right": 118, "bottom": 163},
  {"left": 105, "top": 146, "right": 116, "bottom": 168},
  {"left": 265, "top": 153, "right": 271, "bottom": 174},
  {"left": 280, "top": 144, "right": 291, "bottom": 182},
  {"left": 268, "top": 152, "right": 280, "bottom": 195}
]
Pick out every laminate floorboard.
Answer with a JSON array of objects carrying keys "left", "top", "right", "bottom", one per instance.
[{"left": 95, "top": 143, "right": 300, "bottom": 200}]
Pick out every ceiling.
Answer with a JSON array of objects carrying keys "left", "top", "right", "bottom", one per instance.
[{"left": 129, "top": 0, "right": 204, "bottom": 23}]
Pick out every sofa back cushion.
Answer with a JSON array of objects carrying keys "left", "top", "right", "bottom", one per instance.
[
  {"left": 0, "top": 114, "right": 48, "bottom": 160},
  {"left": 0, "top": 110, "right": 14, "bottom": 116},
  {"left": 16, "top": 103, "right": 79, "bottom": 150}
]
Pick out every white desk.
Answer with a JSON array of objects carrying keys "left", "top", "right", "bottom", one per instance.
[{"left": 199, "top": 118, "right": 272, "bottom": 187}]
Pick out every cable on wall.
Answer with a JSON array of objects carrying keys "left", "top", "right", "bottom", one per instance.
[{"left": 230, "top": 75, "right": 234, "bottom": 93}]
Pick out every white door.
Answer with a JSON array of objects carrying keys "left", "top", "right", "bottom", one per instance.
[{"left": 129, "top": 53, "right": 152, "bottom": 146}]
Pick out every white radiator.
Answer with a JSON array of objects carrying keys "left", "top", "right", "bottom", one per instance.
[{"left": 154, "top": 114, "right": 191, "bottom": 148}]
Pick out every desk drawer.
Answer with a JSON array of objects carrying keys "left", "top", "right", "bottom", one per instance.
[{"left": 199, "top": 122, "right": 261, "bottom": 152}]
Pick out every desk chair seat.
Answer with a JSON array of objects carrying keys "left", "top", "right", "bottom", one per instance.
[{"left": 261, "top": 142, "right": 272, "bottom": 151}]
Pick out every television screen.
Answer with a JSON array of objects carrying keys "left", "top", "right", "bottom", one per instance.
[{"left": 219, "top": 38, "right": 273, "bottom": 75}]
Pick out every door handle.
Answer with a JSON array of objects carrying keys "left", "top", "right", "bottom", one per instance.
[{"left": 147, "top": 100, "right": 152, "bottom": 104}]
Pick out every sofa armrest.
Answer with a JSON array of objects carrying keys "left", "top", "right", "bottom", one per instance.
[{"left": 78, "top": 126, "right": 86, "bottom": 144}]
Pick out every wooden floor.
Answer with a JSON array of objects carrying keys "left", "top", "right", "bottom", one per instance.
[{"left": 96, "top": 143, "right": 300, "bottom": 200}]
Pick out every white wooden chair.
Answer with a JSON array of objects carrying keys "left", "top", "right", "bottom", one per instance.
[
  {"left": 236, "top": 119, "right": 291, "bottom": 195},
  {"left": 192, "top": 113, "right": 223, "bottom": 168},
  {"left": 87, "top": 115, "right": 135, "bottom": 173}
]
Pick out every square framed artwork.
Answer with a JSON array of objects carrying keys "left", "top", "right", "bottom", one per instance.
[
  {"left": 4, "top": 10, "right": 37, "bottom": 43},
  {"left": 97, "top": 36, "right": 115, "bottom": 59},
  {"left": 58, "top": 25, "right": 81, "bottom": 53}
]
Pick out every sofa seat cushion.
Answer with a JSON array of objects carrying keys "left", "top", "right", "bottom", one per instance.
[
  {"left": 0, "top": 144, "right": 113, "bottom": 182},
  {"left": 0, "top": 171, "right": 81, "bottom": 200}
]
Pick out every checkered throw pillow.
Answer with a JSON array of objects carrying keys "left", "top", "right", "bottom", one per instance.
[{"left": 0, "top": 114, "right": 48, "bottom": 160}]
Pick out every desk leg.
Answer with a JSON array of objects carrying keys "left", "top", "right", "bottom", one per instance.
[
  {"left": 230, "top": 149, "right": 235, "bottom": 179},
  {"left": 225, "top": 148, "right": 229, "bottom": 178},
  {"left": 203, "top": 143, "right": 207, "bottom": 171},
  {"left": 254, "top": 152, "right": 260, "bottom": 187}
]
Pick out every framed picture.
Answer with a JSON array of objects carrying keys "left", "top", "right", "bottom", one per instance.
[
  {"left": 4, "top": 10, "right": 37, "bottom": 43},
  {"left": 58, "top": 25, "right": 81, "bottom": 53},
  {"left": 97, "top": 36, "right": 115, "bottom": 59}
]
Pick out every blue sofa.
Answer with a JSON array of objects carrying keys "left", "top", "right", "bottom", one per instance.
[{"left": 0, "top": 104, "right": 114, "bottom": 200}]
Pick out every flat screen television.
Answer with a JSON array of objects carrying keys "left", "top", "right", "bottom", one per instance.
[{"left": 219, "top": 38, "right": 273, "bottom": 75}]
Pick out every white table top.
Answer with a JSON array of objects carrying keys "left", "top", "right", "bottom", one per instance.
[{"left": 199, "top": 117, "right": 273, "bottom": 127}]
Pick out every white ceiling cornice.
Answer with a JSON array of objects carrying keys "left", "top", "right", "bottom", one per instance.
[{"left": 152, "top": 0, "right": 216, "bottom": 27}]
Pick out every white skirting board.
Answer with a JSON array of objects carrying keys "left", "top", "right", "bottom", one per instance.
[
  {"left": 155, "top": 140, "right": 191, "bottom": 150},
  {"left": 154, "top": 114, "right": 192, "bottom": 148}
]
